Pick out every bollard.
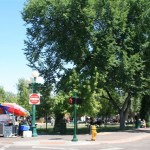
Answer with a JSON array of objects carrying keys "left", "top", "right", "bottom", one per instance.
[{"left": 91, "top": 125, "right": 97, "bottom": 141}]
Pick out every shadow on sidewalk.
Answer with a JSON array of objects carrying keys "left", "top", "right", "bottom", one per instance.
[{"left": 126, "top": 128, "right": 150, "bottom": 133}]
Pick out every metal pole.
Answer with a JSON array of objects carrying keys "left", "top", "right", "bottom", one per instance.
[
  {"left": 32, "top": 77, "right": 37, "bottom": 137},
  {"left": 72, "top": 92, "right": 78, "bottom": 142}
]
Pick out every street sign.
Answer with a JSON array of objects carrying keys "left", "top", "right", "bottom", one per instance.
[{"left": 29, "top": 93, "right": 40, "bottom": 105}]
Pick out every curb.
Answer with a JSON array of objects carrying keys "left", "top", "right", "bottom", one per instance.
[{"left": 1, "top": 129, "right": 150, "bottom": 146}]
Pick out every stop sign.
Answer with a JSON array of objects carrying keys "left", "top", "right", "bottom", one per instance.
[{"left": 29, "top": 93, "right": 40, "bottom": 105}]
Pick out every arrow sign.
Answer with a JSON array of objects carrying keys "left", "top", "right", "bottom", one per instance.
[{"left": 29, "top": 93, "right": 40, "bottom": 105}]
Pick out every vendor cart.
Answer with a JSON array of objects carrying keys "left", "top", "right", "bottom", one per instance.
[{"left": 0, "top": 114, "right": 18, "bottom": 137}]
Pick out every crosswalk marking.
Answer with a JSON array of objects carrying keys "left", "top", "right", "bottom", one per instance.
[
  {"left": 32, "top": 146, "right": 65, "bottom": 149},
  {"left": 100, "top": 148, "right": 123, "bottom": 150}
]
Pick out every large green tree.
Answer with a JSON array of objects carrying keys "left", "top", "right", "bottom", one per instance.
[{"left": 22, "top": 0, "right": 150, "bottom": 129}]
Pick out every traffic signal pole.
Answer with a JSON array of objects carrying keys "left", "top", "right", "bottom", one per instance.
[{"left": 72, "top": 92, "right": 78, "bottom": 142}]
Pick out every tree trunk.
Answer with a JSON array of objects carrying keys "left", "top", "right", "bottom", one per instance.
[
  {"left": 119, "top": 94, "right": 131, "bottom": 130},
  {"left": 53, "top": 113, "right": 66, "bottom": 134},
  {"left": 105, "top": 89, "right": 131, "bottom": 130},
  {"left": 119, "top": 109, "right": 129, "bottom": 130}
]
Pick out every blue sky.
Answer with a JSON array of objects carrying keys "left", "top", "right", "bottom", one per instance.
[{"left": 0, "top": 0, "right": 32, "bottom": 94}]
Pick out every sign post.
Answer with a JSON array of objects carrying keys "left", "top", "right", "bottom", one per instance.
[
  {"left": 72, "top": 92, "right": 78, "bottom": 142},
  {"left": 29, "top": 93, "right": 40, "bottom": 137}
]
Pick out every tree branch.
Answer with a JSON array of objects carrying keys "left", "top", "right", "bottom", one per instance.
[
  {"left": 104, "top": 88, "right": 121, "bottom": 112},
  {"left": 121, "top": 92, "right": 131, "bottom": 111}
]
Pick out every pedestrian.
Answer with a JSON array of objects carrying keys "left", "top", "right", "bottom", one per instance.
[
  {"left": 141, "top": 119, "right": 146, "bottom": 128},
  {"left": 51, "top": 117, "right": 55, "bottom": 126}
]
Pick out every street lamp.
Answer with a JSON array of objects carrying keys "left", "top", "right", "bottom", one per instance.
[{"left": 30, "top": 70, "right": 43, "bottom": 137}]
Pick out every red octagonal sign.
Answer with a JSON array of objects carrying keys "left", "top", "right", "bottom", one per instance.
[{"left": 29, "top": 93, "right": 40, "bottom": 105}]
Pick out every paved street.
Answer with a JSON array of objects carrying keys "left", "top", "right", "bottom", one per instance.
[{"left": 0, "top": 128, "right": 150, "bottom": 150}]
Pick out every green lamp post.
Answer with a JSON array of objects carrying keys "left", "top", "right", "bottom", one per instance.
[
  {"left": 72, "top": 92, "right": 78, "bottom": 142},
  {"left": 30, "top": 70, "right": 44, "bottom": 137},
  {"left": 31, "top": 70, "right": 40, "bottom": 137}
]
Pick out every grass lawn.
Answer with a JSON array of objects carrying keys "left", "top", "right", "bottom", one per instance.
[{"left": 37, "top": 123, "right": 135, "bottom": 135}]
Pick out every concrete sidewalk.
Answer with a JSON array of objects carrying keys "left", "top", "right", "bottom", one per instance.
[{"left": 0, "top": 128, "right": 150, "bottom": 146}]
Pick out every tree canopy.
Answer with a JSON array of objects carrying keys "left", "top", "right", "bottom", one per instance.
[{"left": 22, "top": 0, "right": 150, "bottom": 129}]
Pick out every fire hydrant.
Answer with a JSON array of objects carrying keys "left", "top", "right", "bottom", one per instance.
[{"left": 91, "top": 125, "right": 97, "bottom": 141}]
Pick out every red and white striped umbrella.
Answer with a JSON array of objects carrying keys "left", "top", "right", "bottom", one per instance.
[{"left": 0, "top": 103, "right": 30, "bottom": 117}]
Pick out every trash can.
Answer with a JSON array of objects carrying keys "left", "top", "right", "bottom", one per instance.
[
  {"left": 135, "top": 119, "right": 141, "bottom": 128},
  {"left": 19, "top": 124, "right": 30, "bottom": 136},
  {"left": 20, "top": 125, "right": 29, "bottom": 131}
]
